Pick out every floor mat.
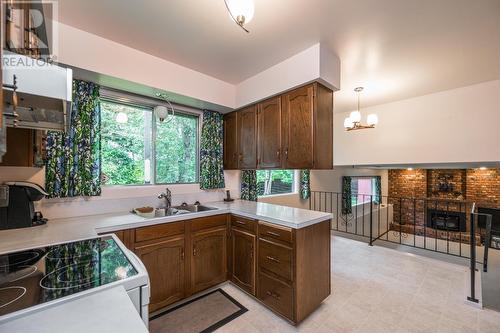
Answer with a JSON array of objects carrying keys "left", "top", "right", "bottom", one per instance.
[{"left": 149, "top": 289, "right": 248, "bottom": 333}]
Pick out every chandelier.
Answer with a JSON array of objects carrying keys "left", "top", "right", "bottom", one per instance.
[{"left": 344, "top": 87, "right": 378, "bottom": 131}]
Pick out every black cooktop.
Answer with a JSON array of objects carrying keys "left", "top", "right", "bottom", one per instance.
[{"left": 0, "top": 236, "right": 137, "bottom": 317}]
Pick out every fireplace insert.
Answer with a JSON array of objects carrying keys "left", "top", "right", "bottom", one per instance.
[{"left": 426, "top": 209, "right": 466, "bottom": 232}]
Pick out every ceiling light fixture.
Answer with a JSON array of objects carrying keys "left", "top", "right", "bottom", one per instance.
[
  {"left": 224, "top": 0, "right": 254, "bottom": 33},
  {"left": 344, "top": 87, "right": 378, "bottom": 131}
]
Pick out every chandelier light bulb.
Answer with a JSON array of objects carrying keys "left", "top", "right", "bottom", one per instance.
[
  {"left": 349, "top": 111, "right": 361, "bottom": 123},
  {"left": 367, "top": 114, "right": 378, "bottom": 126},
  {"left": 344, "top": 117, "right": 354, "bottom": 129}
]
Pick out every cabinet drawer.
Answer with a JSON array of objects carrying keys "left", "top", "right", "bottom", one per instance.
[
  {"left": 258, "top": 239, "right": 292, "bottom": 282},
  {"left": 231, "top": 215, "right": 256, "bottom": 233},
  {"left": 191, "top": 215, "right": 227, "bottom": 232},
  {"left": 258, "top": 273, "right": 294, "bottom": 320},
  {"left": 134, "top": 221, "right": 185, "bottom": 243},
  {"left": 259, "top": 222, "right": 293, "bottom": 245}
]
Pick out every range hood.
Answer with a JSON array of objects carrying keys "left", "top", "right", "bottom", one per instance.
[{"left": 2, "top": 52, "right": 72, "bottom": 131}]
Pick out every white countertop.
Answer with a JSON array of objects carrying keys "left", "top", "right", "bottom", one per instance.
[
  {"left": 0, "top": 200, "right": 332, "bottom": 254},
  {"left": 0, "top": 286, "right": 148, "bottom": 333}
]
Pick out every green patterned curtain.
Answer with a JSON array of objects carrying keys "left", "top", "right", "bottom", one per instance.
[
  {"left": 241, "top": 170, "right": 257, "bottom": 201},
  {"left": 200, "top": 110, "right": 225, "bottom": 190},
  {"left": 341, "top": 176, "right": 352, "bottom": 215},
  {"left": 374, "top": 176, "right": 382, "bottom": 204},
  {"left": 45, "top": 80, "right": 101, "bottom": 198},
  {"left": 299, "top": 170, "right": 310, "bottom": 200}
]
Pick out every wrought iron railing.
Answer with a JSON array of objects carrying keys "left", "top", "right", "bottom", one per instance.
[{"left": 309, "top": 191, "right": 495, "bottom": 303}]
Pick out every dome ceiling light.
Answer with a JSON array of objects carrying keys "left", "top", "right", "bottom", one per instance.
[
  {"left": 344, "top": 87, "right": 378, "bottom": 131},
  {"left": 224, "top": 0, "right": 254, "bottom": 33}
]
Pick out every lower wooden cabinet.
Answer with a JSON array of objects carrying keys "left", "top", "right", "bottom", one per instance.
[
  {"left": 104, "top": 215, "right": 331, "bottom": 324},
  {"left": 190, "top": 227, "right": 227, "bottom": 294},
  {"left": 258, "top": 272, "right": 294, "bottom": 319},
  {"left": 134, "top": 236, "right": 185, "bottom": 312},
  {"left": 231, "top": 228, "right": 256, "bottom": 294}
]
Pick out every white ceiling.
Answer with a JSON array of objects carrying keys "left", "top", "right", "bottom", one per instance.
[{"left": 58, "top": 0, "right": 500, "bottom": 113}]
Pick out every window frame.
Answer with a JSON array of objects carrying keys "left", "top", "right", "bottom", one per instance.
[
  {"left": 256, "top": 169, "right": 298, "bottom": 198},
  {"left": 350, "top": 176, "right": 378, "bottom": 206},
  {"left": 100, "top": 88, "right": 201, "bottom": 186}
]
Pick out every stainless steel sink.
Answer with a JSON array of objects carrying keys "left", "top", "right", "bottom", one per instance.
[{"left": 171, "top": 204, "right": 217, "bottom": 213}]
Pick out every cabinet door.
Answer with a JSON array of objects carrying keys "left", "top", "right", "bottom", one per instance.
[
  {"left": 223, "top": 112, "right": 238, "bottom": 169},
  {"left": 282, "top": 85, "right": 314, "bottom": 169},
  {"left": 237, "top": 106, "right": 257, "bottom": 169},
  {"left": 231, "top": 228, "right": 256, "bottom": 294},
  {"left": 257, "top": 97, "right": 282, "bottom": 169},
  {"left": 191, "top": 227, "right": 227, "bottom": 294},
  {"left": 134, "top": 237, "right": 185, "bottom": 312}
]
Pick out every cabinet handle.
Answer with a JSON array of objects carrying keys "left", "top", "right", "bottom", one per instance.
[
  {"left": 180, "top": 249, "right": 185, "bottom": 261},
  {"left": 266, "top": 231, "right": 281, "bottom": 237},
  {"left": 239, "top": 154, "right": 243, "bottom": 162},
  {"left": 284, "top": 148, "right": 289, "bottom": 160},
  {"left": 266, "top": 290, "right": 281, "bottom": 300},
  {"left": 193, "top": 247, "right": 197, "bottom": 257},
  {"left": 266, "top": 255, "right": 280, "bottom": 263},
  {"left": 235, "top": 221, "right": 246, "bottom": 226},
  {"left": 276, "top": 150, "right": 280, "bottom": 158}
]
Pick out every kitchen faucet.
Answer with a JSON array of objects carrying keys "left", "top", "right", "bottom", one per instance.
[{"left": 158, "top": 188, "right": 172, "bottom": 209}]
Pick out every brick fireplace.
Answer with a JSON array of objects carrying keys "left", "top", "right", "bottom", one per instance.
[{"left": 387, "top": 168, "right": 500, "bottom": 241}]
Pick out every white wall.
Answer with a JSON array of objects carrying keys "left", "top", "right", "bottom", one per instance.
[
  {"left": 57, "top": 23, "right": 236, "bottom": 109},
  {"left": 334, "top": 79, "right": 500, "bottom": 166},
  {"left": 236, "top": 43, "right": 340, "bottom": 107}
]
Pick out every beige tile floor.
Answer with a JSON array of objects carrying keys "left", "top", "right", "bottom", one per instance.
[{"left": 215, "top": 234, "right": 500, "bottom": 333}]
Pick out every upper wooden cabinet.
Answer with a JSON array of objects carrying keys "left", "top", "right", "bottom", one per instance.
[
  {"left": 223, "top": 82, "right": 333, "bottom": 170},
  {"left": 257, "top": 97, "right": 282, "bottom": 168},
  {"left": 282, "top": 83, "right": 333, "bottom": 169},
  {"left": 237, "top": 105, "right": 257, "bottom": 169},
  {"left": 281, "top": 85, "right": 314, "bottom": 169},
  {"left": 223, "top": 112, "right": 238, "bottom": 169}
]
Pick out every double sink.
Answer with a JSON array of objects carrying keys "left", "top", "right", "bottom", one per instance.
[{"left": 152, "top": 204, "right": 218, "bottom": 217}]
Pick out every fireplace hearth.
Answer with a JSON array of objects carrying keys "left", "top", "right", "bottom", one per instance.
[{"left": 427, "top": 209, "right": 466, "bottom": 232}]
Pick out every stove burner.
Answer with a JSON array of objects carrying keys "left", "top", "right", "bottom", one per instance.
[
  {"left": 39, "top": 262, "right": 107, "bottom": 290},
  {"left": 0, "top": 287, "right": 27, "bottom": 309},
  {"left": 6, "top": 266, "right": 38, "bottom": 283},
  {"left": 0, "top": 252, "right": 40, "bottom": 270},
  {"left": 44, "top": 247, "right": 98, "bottom": 261}
]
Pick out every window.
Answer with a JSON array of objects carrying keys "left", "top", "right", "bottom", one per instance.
[
  {"left": 350, "top": 177, "right": 377, "bottom": 205},
  {"left": 101, "top": 98, "right": 199, "bottom": 186},
  {"left": 257, "top": 170, "right": 295, "bottom": 197}
]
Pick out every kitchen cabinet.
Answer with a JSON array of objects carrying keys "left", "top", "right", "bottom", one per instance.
[
  {"left": 256, "top": 220, "right": 331, "bottom": 323},
  {"left": 134, "top": 236, "right": 186, "bottom": 312},
  {"left": 0, "top": 127, "right": 45, "bottom": 167},
  {"left": 4, "top": 0, "right": 44, "bottom": 59},
  {"left": 223, "top": 82, "right": 333, "bottom": 170},
  {"left": 257, "top": 97, "right": 282, "bottom": 168},
  {"left": 104, "top": 214, "right": 330, "bottom": 324},
  {"left": 190, "top": 226, "right": 227, "bottom": 294},
  {"left": 281, "top": 83, "right": 333, "bottom": 169},
  {"left": 281, "top": 85, "right": 314, "bottom": 169},
  {"left": 237, "top": 105, "right": 257, "bottom": 169},
  {"left": 223, "top": 112, "right": 238, "bottom": 169},
  {"left": 230, "top": 219, "right": 256, "bottom": 294}
]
